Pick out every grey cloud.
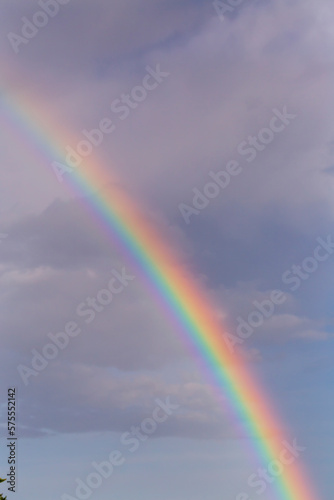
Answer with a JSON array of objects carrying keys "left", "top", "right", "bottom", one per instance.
[
  {"left": 0, "top": 0, "right": 333, "bottom": 463},
  {"left": 0, "top": 0, "right": 212, "bottom": 78},
  {"left": 3, "top": 366, "right": 235, "bottom": 439},
  {"left": 0, "top": 198, "right": 190, "bottom": 371}
]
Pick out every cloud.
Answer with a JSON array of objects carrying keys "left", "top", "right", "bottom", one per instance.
[
  {"left": 211, "top": 282, "right": 330, "bottom": 346},
  {"left": 2, "top": 365, "right": 236, "bottom": 439},
  {"left": 0, "top": 0, "right": 333, "bottom": 463},
  {"left": 0, "top": 0, "right": 211, "bottom": 78}
]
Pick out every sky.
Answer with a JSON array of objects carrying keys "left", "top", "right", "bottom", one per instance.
[{"left": 0, "top": 0, "right": 334, "bottom": 499}]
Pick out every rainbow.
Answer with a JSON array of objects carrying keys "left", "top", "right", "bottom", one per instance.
[{"left": 1, "top": 86, "right": 318, "bottom": 500}]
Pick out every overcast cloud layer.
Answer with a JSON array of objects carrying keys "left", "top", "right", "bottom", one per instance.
[{"left": 0, "top": 1, "right": 334, "bottom": 500}]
